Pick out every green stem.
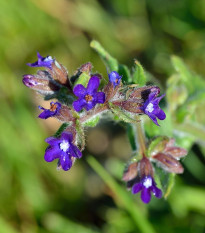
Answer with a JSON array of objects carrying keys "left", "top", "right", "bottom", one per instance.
[
  {"left": 87, "top": 156, "right": 156, "bottom": 233},
  {"left": 135, "top": 117, "right": 146, "bottom": 156}
]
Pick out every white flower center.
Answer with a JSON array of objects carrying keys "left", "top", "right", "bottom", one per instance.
[
  {"left": 60, "top": 140, "right": 69, "bottom": 152},
  {"left": 143, "top": 177, "right": 152, "bottom": 188},
  {"left": 146, "top": 103, "right": 154, "bottom": 113},
  {"left": 45, "top": 56, "right": 52, "bottom": 62}
]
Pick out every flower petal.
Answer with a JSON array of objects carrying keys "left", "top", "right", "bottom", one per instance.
[
  {"left": 60, "top": 154, "right": 72, "bottom": 171},
  {"left": 96, "top": 92, "right": 105, "bottom": 104},
  {"left": 141, "top": 187, "right": 151, "bottom": 204},
  {"left": 85, "top": 101, "right": 96, "bottom": 111},
  {"left": 73, "top": 99, "right": 86, "bottom": 112},
  {"left": 151, "top": 185, "right": 162, "bottom": 199},
  {"left": 70, "top": 145, "right": 82, "bottom": 158},
  {"left": 61, "top": 132, "right": 73, "bottom": 142},
  {"left": 87, "top": 76, "right": 100, "bottom": 93},
  {"left": 73, "top": 84, "right": 87, "bottom": 98},
  {"left": 38, "top": 109, "right": 54, "bottom": 119},
  {"left": 44, "top": 146, "right": 61, "bottom": 162},
  {"left": 148, "top": 113, "right": 159, "bottom": 126},
  {"left": 132, "top": 183, "right": 142, "bottom": 194},
  {"left": 155, "top": 109, "right": 166, "bottom": 120},
  {"left": 45, "top": 137, "right": 60, "bottom": 146}
]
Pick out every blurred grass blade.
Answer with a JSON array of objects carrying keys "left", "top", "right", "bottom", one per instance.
[
  {"left": 44, "top": 213, "right": 100, "bottom": 233},
  {"left": 0, "top": 218, "right": 20, "bottom": 233},
  {"left": 87, "top": 156, "right": 156, "bottom": 233}
]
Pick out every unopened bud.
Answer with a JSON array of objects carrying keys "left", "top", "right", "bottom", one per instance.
[
  {"left": 22, "top": 74, "right": 59, "bottom": 94},
  {"left": 153, "top": 153, "right": 184, "bottom": 174},
  {"left": 123, "top": 162, "right": 138, "bottom": 181},
  {"left": 139, "top": 157, "right": 154, "bottom": 177}
]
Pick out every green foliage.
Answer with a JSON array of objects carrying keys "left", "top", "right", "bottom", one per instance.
[{"left": 132, "top": 60, "right": 147, "bottom": 86}]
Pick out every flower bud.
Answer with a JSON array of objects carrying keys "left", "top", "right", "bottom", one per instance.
[
  {"left": 123, "top": 162, "right": 138, "bottom": 181},
  {"left": 153, "top": 152, "right": 184, "bottom": 174},
  {"left": 139, "top": 157, "right": 154, "bottom": 177},
  {"left": 111, "top": 100, "right": 143, "bottom": 114},
  {"left": 22, "top": 74, "right": 59, "bottom": 94},
  {"left": 164, "top": 146, "right": 187, "bottom": 158},
  {"left": 49, "top": 61, "right": 71, "bottom": 87}
]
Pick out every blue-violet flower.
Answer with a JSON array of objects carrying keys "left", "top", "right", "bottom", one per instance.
[
  {"left": 73, "top": 76, "right": 105, "bottom": 112},
  {"left": 132, "top": 175, "right": 162, "bottom": 204},
  {"left": 141, "top": 91, "right": 166, "bottom": 126},
  {"left": 27, "top": 52, "right": 54, "bottom": 69},
  {"left": 108, "top": 71, "right": 122, "bottom": 88},
  {"left": 38, "top": 102, "right": 61, "bottom": 119},
  {"left": 44, "top": 132, "right": 82, "bottom": 171}
]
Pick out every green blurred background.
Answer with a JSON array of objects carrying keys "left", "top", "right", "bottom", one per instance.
[{"left": 0, "top": 0, "right": 205, "bottom": 232}]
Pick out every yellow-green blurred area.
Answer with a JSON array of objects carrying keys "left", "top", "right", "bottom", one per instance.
[{"left": 0, "top": 0, "right": 205, "bottom": 233}]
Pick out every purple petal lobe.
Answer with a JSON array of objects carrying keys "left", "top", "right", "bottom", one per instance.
[
  {"left": 151, "top": 186, "right": 162, "bottom": 199},
  {"left": 108, "top": 71, "right": 122, "bottom": 87},
  {"left": 132, "top": 183, "right": 142, "bottom": 194},
  {"left": 38, "top": 109, "right": 54, "bottom": 119},
  {"left": 60, "top": 154, "right": 72, "bottom": 171},
  {"left": 96, "top": 92, "right": 105, "bottom": 104},
  {"left": 155, "top": 109, "right": 166, "bottom": 120},
  {"left": 73, "top": 99, "right": 86, "bottom": 112},
  {"left": 27, "top": 52, "right": 54, "bottom": 69},
  {"left": 70, "top": 145, "right": 82, "bottom": 158},
  {"left": 44, "top": 147, "right": 61, "bottom": 162},
  {"left": 141, "top": 188, "right": 151, "bottom": 204},
  {"left": 45, "top": 137, "right": 60, "bottom": 146},
  {"left": 148, "top": 113, "right": 159, "bottom": 126},
  {"left": 61, "top": 132, "right": 73, "bottom": 142},
  {"left": 85, "top": 101, "right": 95, "bottom": 111},
  {"left": 87, "top": 76, "right": 100, "bottom": 93},
  {"left": 73, "top": 84, "right": 87, "bottom": 98}
]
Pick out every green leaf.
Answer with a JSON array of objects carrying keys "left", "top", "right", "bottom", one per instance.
[
  {"left": 83, "top": 116, "right": 100, "bottom": 127},
  {"left": 118, "top": 64, "right": 131, "bottom": 83},
  {"left": 54, "top": 123, "right": 69, "bottom": 137},
  {"left": 132, "top": 60, "right": 146, "bottom": 86},
  {"left": 154, "top": 165, "right": 175, "bottom": 198},
  {"left": 74, "top": 71, "right": 90, "bottom": 87}
]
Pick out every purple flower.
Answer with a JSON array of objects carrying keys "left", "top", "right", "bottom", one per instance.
[
  {"left": 141, "top": 91, "right": 166, "bottom": 126},
  {"left": 27, "top": 52, "right": 54, "bottom": 69},
  {"left": 38, "top": 102, "right": 61, "bottom": 119},
  {"left": 108, "top": 71, "right": 122, "bottom": 88},
  {"left": 73, "top": 76, "right": 105, "bottom": 112},
  {"left": 45, "top": 132, "right": 82, "bottom": 171},
  {"left": 132, "top": 175, "right": 162, "bottom": 204}
]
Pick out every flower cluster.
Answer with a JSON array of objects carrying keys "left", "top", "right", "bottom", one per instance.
[{"left": 23, "top": 51, "right": 187, "bottom": 203}]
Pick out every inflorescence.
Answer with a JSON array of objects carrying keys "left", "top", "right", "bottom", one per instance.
[{"left": 23, "top": 52, "right": 187, "bottom": 204}]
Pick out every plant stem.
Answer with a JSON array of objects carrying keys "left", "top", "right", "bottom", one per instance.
[
  {"left": 87, "top": 156, "right": 156, "bottom": 233},
  {"left": 135, "top": 116, "right": 146, "bottom": 156},
  {"left": 79, "top": 104, "right": 108, "bottom": 123}
]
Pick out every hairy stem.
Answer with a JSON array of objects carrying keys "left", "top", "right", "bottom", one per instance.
[
  {"left": 79, "top": 104, "right": 109, "bottom": 123},
  {"left": 135, "top": 116, "right": 146, "bottom": 156}
]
